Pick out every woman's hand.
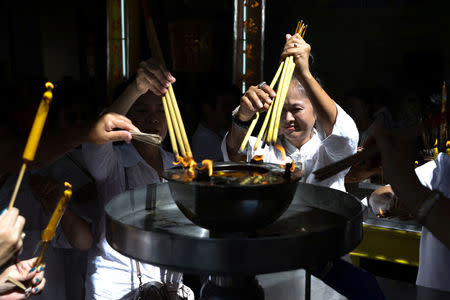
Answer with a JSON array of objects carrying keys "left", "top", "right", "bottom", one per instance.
[
  {"left": 0, "top": 209, "right": 25, "bottom": 268},
  {"left": 281, "top": 33, "right": 311, "bottom": 78},
  {"left": 0, "top": 258, "right": 46, "bottom": 299},
  {"left": 237, "top": 84, "right": 276, "bottom": 122}
]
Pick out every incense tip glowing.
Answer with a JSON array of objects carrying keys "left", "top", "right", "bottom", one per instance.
[
  {"left": 45, "top": 82, "right": 54, "bottom": 90},
  {"left": 252, "top": 154, "right": 264, "bottom": 161},
  {"left": 199, "top": 159, "right": 213, "bottom": 176}
]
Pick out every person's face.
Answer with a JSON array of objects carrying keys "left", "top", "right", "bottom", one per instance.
[
  {"left": 127, "top": 92, "right": 167, "bottom": 139},
  {"left": 279, "top": 82, "right": 316, "bottom": 145}
]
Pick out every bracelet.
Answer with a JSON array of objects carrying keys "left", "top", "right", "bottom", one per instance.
[
  {"left": 416, "top": 190, "right": 441, "bottom": 224},
  {"left": 231, "top": 110, "right": 253, "bottom": 130}
]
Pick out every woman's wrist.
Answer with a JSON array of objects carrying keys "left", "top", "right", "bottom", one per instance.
[
  {"left": 295, "top": 68, "right": 313, "bottom": 82},
  {"left": 233, "top": 106, "right": 254, "bottom": 122}
]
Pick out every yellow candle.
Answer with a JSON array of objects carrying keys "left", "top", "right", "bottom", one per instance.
[
  {"left": 41, "top": 182, "right": 72, "bottom": 242},
  {"left": 22, "top": 82, "right": 54, "bottom": 162}
]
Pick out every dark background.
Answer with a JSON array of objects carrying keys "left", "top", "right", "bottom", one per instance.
[{"left": 0, "top": 0, "right": 448, "bottom": 135}]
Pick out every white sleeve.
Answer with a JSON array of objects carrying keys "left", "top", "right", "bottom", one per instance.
[
  {"left": 415, "top": 153, "right": 450, "bottom": 198},
  {"left": 318, "top": 103, "right": 359, "bottom": 162},
  {"left": 221, "top": 132, "right": 260, "bottom": 162}
]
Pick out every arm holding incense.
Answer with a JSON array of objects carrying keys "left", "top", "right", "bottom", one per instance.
[
  {"left": 0, "top": 112, "right": 140, "bottom": 179},
  {"left": 226, "top": 85, "right": 276, "bottom": 161},
  {"left": 281, "top": 33, "right": 337, "bottom": 136},
  {"left": 107, "top": 58, "right": 175, "bottom": 115},
  {"left": 0, "top": 258, "right": 45, "bottom": 299}
]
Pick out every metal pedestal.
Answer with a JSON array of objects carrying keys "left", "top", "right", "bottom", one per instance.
[{"left": 105, "top": 182, "right": 363, "bottom": 299}]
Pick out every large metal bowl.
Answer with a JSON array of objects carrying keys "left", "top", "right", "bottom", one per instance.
[{"left": 162, "top": 162, "right": 299, "bottom": 232}]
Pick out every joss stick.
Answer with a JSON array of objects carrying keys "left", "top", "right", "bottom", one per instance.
[
  {"left": 273, "top": 57, "right": 296, "bottom": 140},
  {"left": 9, "top": 82, "right": 54, "bottom": 209},
  {"left": 142, "top": 1, "right": 192, "bottom": 161},
  {"left": 162, "top": 97, "right": 179, "bottom": 157},
  {"left": 267, "top": 22, "right": 307, "bottom": 144},
  {"left": 253, "top": 61, "right": 285, "bottom": 150},
  {"left": 165, "top": 94, "right": 186, "bottom": 157},
  {"left": 268, "top": 55, "right": 292, "bottom": 143},
  {"left": 168, "top": 85, "right": 192, "bottom": 158},
  {"left": 239, "top": 61, "right": 285, "bottom": 152}
]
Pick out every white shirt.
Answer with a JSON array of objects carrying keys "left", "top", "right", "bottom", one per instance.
[
  {"left": 192, "top": 123, "right": 227, "bottom": 162},
  {"left": 221, "top": 103, "right": 358, "bottom": 300},
  {"left": 82, "top": 142, "right": 182, "bottom": 300},
  {"left": 414, "top": 153, "right": 450, "bottom": 291},
  {"left": 222, "top": 104, "right": 359, "bottom": 192}
]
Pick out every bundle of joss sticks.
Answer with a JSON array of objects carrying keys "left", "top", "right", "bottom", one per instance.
[{"left": 239, "top": 21, "right": 308, "bottom": 153}]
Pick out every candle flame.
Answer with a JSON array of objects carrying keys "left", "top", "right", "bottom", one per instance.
[
  {"left": 173, "top": 155, "right": 198, "bottom": 180},
  {"left": 172, "top": 155, "right": 185, "bottom": 166},
  {"left": 379, "top": 208, "right": 384, "bottom": 217},
  {"left": 187, "top": 157, "right": 197, "bottom": 177},
  {"left": 274, "top": 144, "right": 286, "bottom": 163},
  {"left": 253, "top": 154, "right": 264, "bottom": 161},
  {"left": 434, "top": 139, "right": 438, "bottom": 147},
  {"left": 197, "top": 159, "right": 213, "bottom": 176},
  {"left": 447, "top": 141, "right": 450, "bottom": 147},
  {"left": 289, "top": 161, "right": 296, "bottom": 172}
]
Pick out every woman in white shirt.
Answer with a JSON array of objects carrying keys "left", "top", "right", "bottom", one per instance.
[
  {"left": 224, "top": 33, "right": 359, "bottom": 191},
  {"left": 223, "top": 33, "right": 385, "bottom": 300}
]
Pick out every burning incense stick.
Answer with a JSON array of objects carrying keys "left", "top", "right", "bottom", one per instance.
[
  {"left": 142, "top": 2, "right": 193, "bottom": 161},
  {"left": 9, "top": 82, "right": 54, "bottom": 209},
  {"left": 251, "top": 21, "right": 307, "bottom": 149},
  {"left": 254, "top": 61, "right": 286, "bottom": 150},
  {"left": 239, "top": 61, "right": 285, "bottom": 152}
]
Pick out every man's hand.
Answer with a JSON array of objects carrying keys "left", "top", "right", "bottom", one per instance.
[
  {"left": 281, "top": 33, "right": 311, "bottom": 78},
  {"left": 86, "top": 113, "right": 140, "bottom": 144},
  {"left": 135, "top": 58, "right": 176, "bottom": 96},
  {"left": 0, "top": 258, "right": 46, "bottom": 299},
  {"left": 0, "top": 209, "right": 25, "bottom": 268}
]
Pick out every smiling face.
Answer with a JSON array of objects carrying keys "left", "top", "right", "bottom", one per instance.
[
  {"left": 127, "top": 91, "right": 167, "bottom": 139},
  {"left": 279, "top": 80, "right": 316, "bottom": 148}
]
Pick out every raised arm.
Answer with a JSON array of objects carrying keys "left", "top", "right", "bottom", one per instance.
[
  {"left": 107, "top": 58, "right": 175, "bottom": 115},
  {"left": 281, "top": 33, "right": 337, "bottom": 136}
]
